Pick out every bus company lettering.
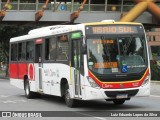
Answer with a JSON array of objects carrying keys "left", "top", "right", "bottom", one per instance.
[
  {"left": 44, "top": 69, "right": 56, "bottom": 77},
  {"left": 102, "top": 83, "right": 113, "bottom": 88},
  {"left": 132, "top": 82, "right": 139, "bottom": 87},
  {"left": 92, "top": 26, "right": 136, "bottom": 34}
]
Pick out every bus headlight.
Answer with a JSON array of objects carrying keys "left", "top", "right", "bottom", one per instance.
[
  {"left": 142, "top": 76, "right": 150, "bottom": 86},
  {"left": 87, "top": 77, "right": 100, "bottom": 88}
]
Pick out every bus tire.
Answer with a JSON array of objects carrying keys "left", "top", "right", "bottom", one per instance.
[
  {"left": 113, "top": 99, "right": 125, "bottom": 105},
  {"left": 64, "top": 84, "right": 77, "bottom": 107},
  {"left": 24, "top": 79, "right": 36, "bottom": 99}
]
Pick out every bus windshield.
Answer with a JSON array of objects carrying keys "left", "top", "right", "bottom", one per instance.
[{"left": 87, "top": 36, "right": 148, "bottom": 75}]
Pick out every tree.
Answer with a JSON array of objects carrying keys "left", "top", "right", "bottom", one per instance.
[{"left": 0, "top": 24, "right": 34, "bottom": 77}]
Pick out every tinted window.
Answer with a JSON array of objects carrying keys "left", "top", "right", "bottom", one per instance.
[
  {"left": 18, "top": 43, "right": 22, "bottom": 60},
  {"left": 87, "top": 36, "right": 147, "bottom": 74},
  {"left": 26, "top": 41, "right": 34, "bottom": 61},
  {"left": 56, "top": 35, "right": 69, "bottom": 61},
  {"left": 11, "top": 44, "right": 18, "bottom": 61},
  {"left": 45, "top": 37, "right": 57, "bottom": 60}
]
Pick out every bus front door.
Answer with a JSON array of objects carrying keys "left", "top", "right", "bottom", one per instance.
[{"left": 72, "top": 40, "right": 82, "bottom": 98}]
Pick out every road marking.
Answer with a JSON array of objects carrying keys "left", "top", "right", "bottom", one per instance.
[
  {"left": 150, "top": 95, "right": 160, "bottom": 98},
  {"left": 0, "top": 99, "right": 26, "bottom": 104},
  {"left": 74, "top": 111, "right": 107, "bottom": 120},
  {"left": 14, "top": 100, "right": 26, "bottom": 102},
  {"left": 3, "top": 100, "right": 16, "bottom": 103},
  {"left": 0, "top": 94, "right": 27, "bottom": 103},
  {"left": 0, "top": 95, "right": 9, "bottom": 98}
]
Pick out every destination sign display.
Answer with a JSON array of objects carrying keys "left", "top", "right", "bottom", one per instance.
[
  {"left": 85, "top": 25, "right": 141, "bottom": 35},
  {"left": 94, "top": 62, "right": 118, "bottom": 68},
  {"left": 92, "top": 39, "right": 114, "bottom": 44}
]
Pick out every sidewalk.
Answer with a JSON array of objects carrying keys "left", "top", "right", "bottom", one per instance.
[
  {"left": 151, "top": 81, "right": 160, "bottom": 96},
  {"left": 151, "top": 80, "right": 160, "bottom": 84},
  {"left": 0, "top": 71, "right": 8, "bottom": 80}
]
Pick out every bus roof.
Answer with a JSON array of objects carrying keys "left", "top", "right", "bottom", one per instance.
[
  {"left": 10, "top": 24, "right": 83, "bottom": 43},
  {"left": 10, "top": 21, "right": 143, "bottom": 43},
  {"left": 84, "top": 21, "right": 142, "bottom": 26}
]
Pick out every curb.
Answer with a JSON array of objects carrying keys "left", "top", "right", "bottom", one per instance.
[
  {"left": 151, "top": 81, "right": 160, "bottom": 84},
  {"left": 0, "top": 77, "right": 9, "bottom": 80}
]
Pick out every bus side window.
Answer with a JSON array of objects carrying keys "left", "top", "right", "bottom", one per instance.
[
  {"left": 26, "top": 41, "right": 34, "bottom": 61},
  {"left": 56, "top": 35, "right": 69, "bottom": 61},
  {"left": 18, "top": 43, "right": 22, "bottom": 60},
  {"left": 21, "top": 42, "right": 26, "bottom": 60},
  {"left": 45, "top": 37, "right": 57, "bottom": 60},
  {"left": 11, "top": 43, "right": 18, "bottom": 61},
  {"left": 18, "top": 42, "right": 26, "bottom": 61},
  {"left": 45, "top": 38, "right": 50, "bottom": 60}
]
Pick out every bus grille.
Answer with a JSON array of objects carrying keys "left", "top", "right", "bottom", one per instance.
[{"left": 104, "top": 89, "right": 139, "bottom": 98}]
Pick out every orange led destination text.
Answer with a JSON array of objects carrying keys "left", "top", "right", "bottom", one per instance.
[
  {"left": 92, "top": 26, "right": 136, "bottom": 34},
  {"left": 94, "top": 62, "right": 118, "bottom": 68},
  {"left": 92, "top": 40, "right": 113, "bottom": 44}
]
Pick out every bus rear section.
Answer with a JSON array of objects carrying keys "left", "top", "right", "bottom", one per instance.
[{"left": 83, "top": 23, "right": 150, "bottom": 104}]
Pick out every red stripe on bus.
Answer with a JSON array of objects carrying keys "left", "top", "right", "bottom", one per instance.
[{"left": 88, "top": 68, "right": 149, "bottom": 89}]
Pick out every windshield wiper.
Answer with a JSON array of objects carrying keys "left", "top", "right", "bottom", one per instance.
[{"left": 123, "top": 36, "right": 133, "bottom": 55}]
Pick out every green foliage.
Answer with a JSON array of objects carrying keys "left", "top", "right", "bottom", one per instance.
[
  {"left": 0, "top": 25, "right": 33, "bottom": 59},
  {"left": 150, "top": 62, "right": 160, "bottom": 81},
  {"left": 0, "top": 24, "right": 34, "bottom": 77}
]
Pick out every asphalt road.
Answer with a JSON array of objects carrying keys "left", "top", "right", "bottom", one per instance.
[{"left": 0, "top": 79, "right": 160, "bottom": 120}]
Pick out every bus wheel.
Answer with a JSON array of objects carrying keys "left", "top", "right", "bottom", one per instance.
[
  {"left": 64, "top": 84, "right": 77, "bottom": 107},
  {"left": 113, "top": 99, "right": 125, "bottom": 105},
  {"left": 24, "top": 79, "right": 36, "bottom": 99}
]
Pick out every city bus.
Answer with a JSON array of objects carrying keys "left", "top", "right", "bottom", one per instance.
[{"left": 9, "top": 20, "right": 150, "bottom": 107}]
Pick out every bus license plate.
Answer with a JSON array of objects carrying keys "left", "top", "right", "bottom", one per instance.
[{"left": 116, "top": 94, "right": 128, "bottom": 99}]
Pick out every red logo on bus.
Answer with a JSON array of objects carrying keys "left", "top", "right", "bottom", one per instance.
[{"left": 28, "top": 64, "right": 35, "bottom": 80}]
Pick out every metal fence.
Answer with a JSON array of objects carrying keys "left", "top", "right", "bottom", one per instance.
[
  {"left": 0, "top": 1, "right": 136, "bottom": 13},
  {"left": 1, "top": 1, "right": 160, "bottom": 13}
]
